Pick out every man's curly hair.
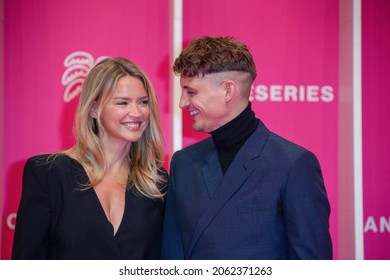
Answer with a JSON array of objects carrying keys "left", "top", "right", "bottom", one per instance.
[{"left": 173, "top": 36, "right": 257, "bottom": 82}]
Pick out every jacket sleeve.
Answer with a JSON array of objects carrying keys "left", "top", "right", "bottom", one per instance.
[
  {"left": 284, "top": 150, "right": 333, "bottom": 259},
  {"left": 160, "top": 155, "right": 185, "bottom": 260},
  {"left": 12, "top": 157, "right": 52, "bottom": 259}
]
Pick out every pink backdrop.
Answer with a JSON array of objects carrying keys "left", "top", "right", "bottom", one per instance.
[
  {"left": 181, "top": 0, "right": 339, "bottom": 259},
  {"left": 1, "top": 0, "right": 171, "bottom": 259},
  {"left": 362, "top": 0, "right": 390, "bottom": 260},
  {"left": 2, "top": 0, "right": 390, "bottom": 260}
]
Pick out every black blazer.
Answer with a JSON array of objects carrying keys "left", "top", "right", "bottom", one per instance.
[{"left": 12, "top": 154, "right": 166, "bottom": 260}]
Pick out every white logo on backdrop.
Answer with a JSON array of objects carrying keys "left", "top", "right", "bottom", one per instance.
[
  {"left": 250, "top": 84, "right": 335, "bottom": 103},
  {"left": 7, "top": 212, "right": 17, "bottom": 230},
  {"left": 61, "top": 51, "right": 109, "bottom": 103},
  {"left": 364, "top": 216, "right": 390, "bottom": 233}
]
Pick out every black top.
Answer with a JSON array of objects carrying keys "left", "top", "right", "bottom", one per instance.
[
  {"left": 210, "top": 102, "right": 259, "bottom": 174},
  {"left": 12, "top": 154, "right": 167, "bottom": 260}
]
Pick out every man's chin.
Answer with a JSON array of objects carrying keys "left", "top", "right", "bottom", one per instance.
[
  {"left": 192, "top": 124, "right": 203, "bottom": 132},
  {"left": 193, "top": 125, "right": 210, "bottom": 133}
]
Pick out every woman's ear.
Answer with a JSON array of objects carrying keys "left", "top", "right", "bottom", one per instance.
[{"left": 89, "top": 102, "right": 98, "bottom": 118}]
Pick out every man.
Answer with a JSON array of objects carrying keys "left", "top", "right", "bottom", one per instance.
[{"left": 161, "top": 36, "right": 332, "bottom": 259}]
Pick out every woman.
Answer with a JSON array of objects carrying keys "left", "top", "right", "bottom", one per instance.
[{"left": 12, "top": 57, "right": 168, "bottom": 259}]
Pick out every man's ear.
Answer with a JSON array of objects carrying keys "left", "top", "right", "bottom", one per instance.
[
  {"left": 223, "top": 81, "right": 236, "bottom": 99},
  {"left": 89, "top": 102, "right": 98, "bottom": 118}
]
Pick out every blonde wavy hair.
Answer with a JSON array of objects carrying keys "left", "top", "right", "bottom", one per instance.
[{"left": 65, "top": 57, "right": 166, "bottom": 198}]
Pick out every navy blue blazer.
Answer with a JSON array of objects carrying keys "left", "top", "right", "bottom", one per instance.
[{"left": 161, "top": 121, "right": 332, "bottom": 259}]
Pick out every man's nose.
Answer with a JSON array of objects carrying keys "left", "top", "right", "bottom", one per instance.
[{"left": 179, "top": 94, "right": 189, "bottom": 109}]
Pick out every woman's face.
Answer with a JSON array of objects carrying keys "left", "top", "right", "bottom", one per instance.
[{"left": 97, "top": 75, "right": 150, "bottom": 149}]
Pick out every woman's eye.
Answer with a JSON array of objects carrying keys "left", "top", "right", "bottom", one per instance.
[
  {"left": 117, "top": 102, "right": 128, "bottom": 106},
  {"left": 140, "top": 100, "right": 149, "bottom": 106}
]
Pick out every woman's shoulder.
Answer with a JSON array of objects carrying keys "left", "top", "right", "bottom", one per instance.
[
  {"left": 26, "top": 154, "right": 51, "bottom": 163},
  {"left": 25, "top": 153, "right": 82, "bottom": 172},
  {"left": 24, "top": 153, "right": 89, "bottom": 189}
]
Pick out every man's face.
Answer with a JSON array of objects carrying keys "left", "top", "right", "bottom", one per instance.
[{"left": 179, "top": 74, "right": 230, "bottom": 133}]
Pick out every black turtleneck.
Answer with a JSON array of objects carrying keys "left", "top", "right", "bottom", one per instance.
[{"left": 210, "top": 102, "right": 259, "bottom": 174}]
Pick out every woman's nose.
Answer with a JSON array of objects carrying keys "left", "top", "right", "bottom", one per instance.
[{"left": 128, "top": 104, "right": 142, "bottom": 117}]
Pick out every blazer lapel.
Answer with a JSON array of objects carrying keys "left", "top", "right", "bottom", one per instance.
[
  {"left": 201, "top": 151, "right": 223, "bottom": 198},
  {"left": 186, "top": 122, "right": 270, "bottom": 258}
]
